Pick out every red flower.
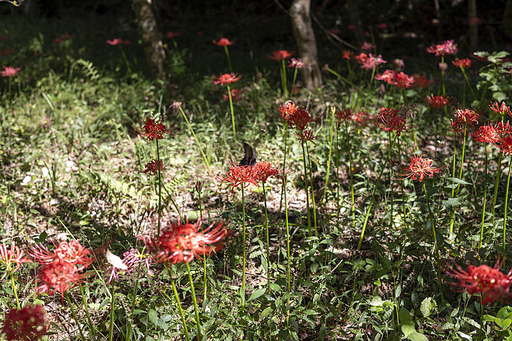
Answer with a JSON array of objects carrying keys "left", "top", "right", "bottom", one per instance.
[
  {"left": 443, "top": 258, "right": 512, "bottom": 305},
  {"left": 375, "top": 69, "right": 397, "bottom": 85},
  {"left": 213, "top": 38, "right": 234, "bottom": 46},
  {"left": 453, "top": 58, "right": 472, "bottom": 69},
  {"left": 394, "top": 72, "right": 415, "bottom": 89},
  {"left": 360, "top": 42, "right": 374, "bottom": 51},
  {"left": 153, "top": 220, "right": 230, "bottom": 264},
  {"left": 490, "top": 101, "right": 512, "bottom": 117},
  {"left": 166, "top": 32, "right": 180, "bottom": 39},
  {"left": 278, "top": 101, "right": 298, "bottom": 120},
  {"left": 451, "top": 108, "right": 480, "bottom": 137},
  {"left": 30, "top": 240, "right": 93, "bottom": 296},
  {"left": 253, "top": 161, "right": 280, "bottom": 183},
  {"left": 501, "top": 137, "right": 512, "bottom": 155},
  {"left": 107, "top": 38, "right": 130, "bottom": 46},
  {"left": 1, "top": 66, "right": 20, "bottom": 77},
  {"left": 473, "top": 123, "right": 501, "bottom": 147},
  {"left": 296, "top": 128, "right": 317, "bottom": 144},
  {"left": 269, "top": 50, "right": 293, "bottom": 61},
  {"left": 288, "top": 58, "right": 304, "bottom": 69},
  {"left": 335, "top": 108, "right": 353, "bottom": 127},
  {"left": 342, "top": 50, "right": 353, "bottom": 60},
  {"left": 426, "top": 39, "right": 458, "bottom": 56},
  {"left": 352, "top": 110, "right": 373, "bottom": 127},
  {"left": 212, "top": 73, "right": 241, "bottom": 85},
  {"left": 425, "top": 95, "right": 450, "bottom": 109},
  {"left": 222, "top": 89, "right": 242, "bottom": 102},
  {"left": 143, "top": 160, "right": 163, "bottom": 175},
  {"left": 378, "top": 107, "right": 409, "bottom": 136},
  {"left": 0, "top": 242, "right": 31, "bottom": 272},
  {"left": 139, "top": 117, "right": 168, "bottom": 141},
  {"left": 400, "top": 155, "right": 444, "bottom": 182},
  {"left": 219, "top": 161, "right": 260, "bottom": 193},
  {"left": 287, "top": 108, "right": 315, "bottom": 131},
  {"left": 2, "top": 305, "right": 48, "bottom": 341},
  {"left": 412, "top": 74, "right": 432, "bottom": 88}
]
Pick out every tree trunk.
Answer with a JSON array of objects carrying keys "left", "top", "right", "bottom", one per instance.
[
  {"left": 346, "top": 0, "right": 365, "bottom": 45},
  {"left": 132, "top": 0, "right": 166, "bottom": 80},
  {"left": 504, "top": 0, "right": 512, "bottom": 40},
  {"left": 468, "top": 0, "right": 478, "bottom": 52},
  {"left": 290, "top": 0, "right": 322, "bottom": 91}
]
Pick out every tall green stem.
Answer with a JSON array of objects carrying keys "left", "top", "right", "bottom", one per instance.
[
  {"left": 321, "top": 107, "right": 336, "bottom": 204},
  {"left": 262, "top": 182, "right": 271, "bottom": 293},
  {"left": 479, "top": 146, "right": 489, "bottom": 250},
  {"left": 168, "top": 272, "right": 190, "bottom": 341},
  {"left": 224, "top": 46, "right": 233, "bottom": 73},
  {"left": 227, "top": 83, "right": 237, "bottom": 143},
  {"left": 422, "top": 182, "right": 443, "bottom": 295},
  {"left": 241, "top": 185, "right": 246, "bottom": 308},
  {"left": 178, "top": 107, "right": 210, "bottom": 172},
  {"left": 301, "top": 140, "right": 312, "bottom": 235},
  {"left": 65, "top": 292, "right": 86, "bottom": 341},
  {"left": 503, "top": 157, "right": 512, "bottom": 249},
  {"left": 156, "top": 139, "right": 162, "bottom": 236},
  {"left": 185, "top": 262, "right": 202, "bottom": 339}
]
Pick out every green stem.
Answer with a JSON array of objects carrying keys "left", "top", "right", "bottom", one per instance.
[
  {"left": 290, "top": 66, "right": 298, "bottom": 96},
  {"left": 423, "top": 182, "right": 443, "bottom": 296},
  {"left": 503, "top": 157, "right": 512, "bottom": 249},
  {"left": 306, "top": 141, "right": 318, "bottom": 236},
  {"left": 461, "top": 67, "right": 476, "bottom": 100},
  {"left": 326, "top": 67, "right": 360, "bottom": 91},
  {"left": 178, "top": 107, "right": 211, "bottom": 172},
  {"left": 301, "top": 139, "right": 312, "bottom": 235},
  {"left": 357, "top": 139, "right": 395, "bottom": 250},
  {"left": 479, "top": 146, "right": 489, "bottom": 250},
  {"left": 262, "top": 182, "right": 271, "bottom": 293},
  {"left": 118, "top": 46, "right": 132, "bottom": 75},
  {"left": 65, "top": 292, "right": 86, "bottom": 341},
  {"left": 227, "top": 84, "right": 237, "bottom": 143},
  {"left": 79, "top": 284, "right": 95, "bottom": 336},
  {"left": 321, "top": 107, "right": 336, "bottom": 204},
  {"left": 224, "top": 46, "right": 233, "bottom": 73},
  {"left": 241, "top": 185, "right": 246, "bottom": 309},
  {"left": 168, "top": 272, "right": 190, "bottom": 341},
  {"left": 156, "top": 139, "right": 162, "bottom": 236},
  {"left": 8, "top": 266, "right": 20, "bottom": 309},
  {"left": 185, "top": 262, "right": 202, "bottom": 339},
  {"left": 279, "top": 122, "right": 288, "bottom": 213},
  {"left": 108, "top": 285, "right": 115, "bottom": 341},
  {"left": 283, "top": 176, "right": 291, "bottom": 316},
  {"left": 280, "top": 60, "right": 288, "bottom": 96},
  {"left": 345, "top": 122, "right": 355, "bottom": 227}
]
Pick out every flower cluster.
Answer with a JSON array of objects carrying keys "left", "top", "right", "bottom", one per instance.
[
  {"left": 360, "top": 42, "right": 374, "bottom": 51},
  {"left": 288, "top": 58, "right": 304, "bottom": 69},
  {"left": 269, "top": 50, "right": 293, "bottom": 61},
  {"left": 107, "top": 38, "right": 131, "bottom": 46},
  {"left": 53, "top": 33, "right": 72, "bottom": 44},
  {"left": 30, "top": 240, "right": 93, "bottom": 296},
  {"left": 140, "top": 117, "right": 168, "bottom": 141},
  {"left": 143, "top": 159, "right": 163, "bottom": 175},
  {"left": 153, "top": 220, "right": 230, "bottom": 264},
  {"left": 443, "top": 258, "right": 512, "bottom": 304},
  {"left": 425, "top": 95, "right": 450, "bottom": 109},
  {"left": 106, "top": 247, "right": 154, "bottom": 285},
  {"left": 1, "top": 66, "right": 20, "bottom": 77},
  {"left": 278, "top": 102, "right": 319, "bottom": 143},
  {"left": 490, "top": 101, "right": 512, "bottom": 116},
  {"left": 342, "top": 50, "right": 353, "bottom": 60},
  {"left": 212, "top": 73, "right": 241, "bottom": 86},
  {"left": 2, "top": 305, "right": 48, "bottom": 341},
  {"left": 451, "top": 107, "right": 479, "bottom": 137},
  {"left": 0, "top": 242, "right": 31, "bottom": 272},
  {"left": 375, "top": 70, "right": 415, "bottom": 89},
  {"left": 400, "top": 155, "right": 444, "bottom": 182},
  {"left": 426, "top": 39, "right": 458, "bottom": 56},
  {"left": 222, "top": 89, "right": 242, "bottom": 102},
  {"left": 355, "top": 53, "right": 387, "bottom": 70},
  {"left": 213, "top": 38, "right": 233, "bottom": 46},
  {"left": 378, "top": 107, "right": 409, "bottom": 136},
  {"left": 453, "top": 58, "right": 472, "bottom": 69}
]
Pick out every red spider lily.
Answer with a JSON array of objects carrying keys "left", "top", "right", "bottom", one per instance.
[
  {"left": 143, "top": 160, "right": 163, "bottom": 175},
  {"left": 412, "top": 74, "right": 433, "bottom": 88},
  {"left": 355, "top": 53, "right": 387, "bottom": 70},
  {"left": 212, "top": 73, "right": 241, "bottom": 86},
  {"left": 451, "top": 108, "right": 480, "bottom": 137},
  {"left": 378, "top": 107, "right": 409, "bottom": 136},
  {"left": 375, "top": 69, "right": 396, "bottom": 85},
  {"left": 425, "top": 95, "right": 450, "bottom": 109},
  {"left": 296, "top": 129, "right": 317, "bottom": 144},
  {"left": 394, "top": 72, "right": 415, "bottom": 89},
  {"left": 393, "top": 59, "right": 404, "bottom": 70},
  {"left": 494, "top": 121, "right": 512, "bottom": 139},
  {"left": 31, "top": 240, "right": 93, "bottom": 296},
  {"left": 30, "top": 240, "right": 93, "bottom": 268},
  {"left": 107, "top": 38, "right": 130, "bottom": 46},
  {"left": 222, "top": 89, "right": 242, "bottom": 102},
  {"left": 153, "top": 220, "right": 230, "bottom": 264},
  {"left": 360, "top": 42, "right": 374, "bottom": 51},
  {"left": 352, "top": 110, "right": 374, "bottom": 127},
  {"left": 472, "top": 123, "right": 502, "bottom": 147},
  {"left": 218, "top": 161, "right": 260, "bottom": 193},
  {"left": 335, "top": 108, "right": 353, "bottom": 127},
  {"left": 2, "top": 305, "right": 48, "bottom": 341},
  {"left": 106, "top": 248, "right": 154, "bottom": 285},
  {"left": 490, "top": 101, "right": 512, "bottom": 116},
  {"left": 1, "top": 66, "right": 20, "bottom": 77},
  {"left": 166, "top": 32, "right": 180, "bottom": 39},
  {"left": 269, "top": 50, "right": 293, "bottom": 61},
  {"left": 278, "top": 101, "right": 298, "bottom": 120},
  {"left": 288, "top": 58, "right": 304, "bottom": 69},
  {"left": 139, "top": 117, "right": 168, "bottom": 141},
  {"left": 426, "top": 39, "right": 458, "bottom": 56},
  {"left": 443, "top": 258, "right": 512, "bottom": 305},
  {"left": 342, "top": 50, "right": 353, "bottom": 60},
  {"left": 400, "top": 155, "right": 444, "bottom": 182},
  {"left": 213, "top": 38, "right": 233, "bottom": 46},
  {"left": 453, "top": 58, "right": 472, "bottom": 69},
  {"left": 253, "top": 161, "right": 280, "bottom": 183},
  {"left": 287, "top": 108, "right": 316, "bottom": 131},
  {"left": 501, "top": 137, "right": 512, "bottom": 155},
  {"left": 0, "top": 242, "right": 32, "bottom": 272}
]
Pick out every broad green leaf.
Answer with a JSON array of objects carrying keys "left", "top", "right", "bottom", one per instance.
[
  {"left": 400, "top": 307, "right": 415, "bottom": 337},
  {"left": 445, "top": 177, "right": 471, "bottom": 185},
  {"left": 407, "top": 331, "right": 428, "bottom": 341},
  {"left": 248, "top": 287, "right": 266, "bottom": 302},
  {"left": 420, "top": 297, "right": 436, "bottom": 317},
  {"left": 260, "top": 306, "right": 272, "bottom": 321},
  {"left": 148, "top": 309, "right": 158, "bottom": 325}
]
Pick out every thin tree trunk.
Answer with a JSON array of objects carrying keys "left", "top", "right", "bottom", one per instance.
[
  {"left": 346, "top": 0, "right": 365, "bottom": 45},
  {"left": 290, "top": 0, "right": 322, "bottom": 91},
  {"left": 468, "top": 0, "right": 478, "bottom": 52},
  {"left": 132, "top": 0, "right": 166, "bottom": 80}
]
